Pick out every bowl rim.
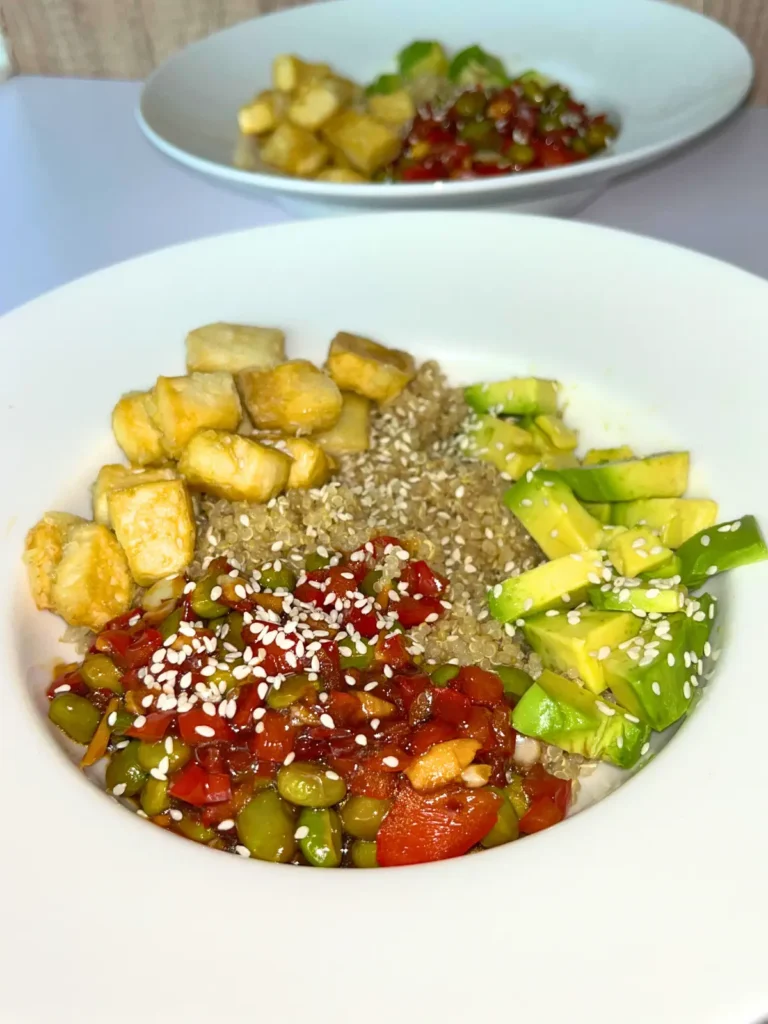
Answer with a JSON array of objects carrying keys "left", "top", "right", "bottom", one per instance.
[{"left": 136, "top": 0, "right": 753, "bottom": 201}]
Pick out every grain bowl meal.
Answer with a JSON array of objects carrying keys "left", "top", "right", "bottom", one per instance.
[
  {"left": 235, "top": 40, "right": 617, "bottom": 183},
  {"left": 25, "top": 323, "right": 766, "bottom": 867}
]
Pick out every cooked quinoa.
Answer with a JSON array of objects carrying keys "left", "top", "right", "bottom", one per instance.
[{"left": 192, "top": 361, "right": 543, "bottom": 673}]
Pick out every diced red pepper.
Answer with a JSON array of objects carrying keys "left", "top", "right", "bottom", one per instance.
[
  {"left": 518, "top": 797, "right": 565, "bottom": 834},
  {"left": 326, "top": 691, "right": 367, "bottom": 729},
  {"left": 100, "top": 609, "right": 142, "bottom": 633},
  {"left": 517, "top": 766, "right": 572, "bottom": 834},
  {"left": 345, "top": 603, "right": 379, "bottom": 638},
  {"left": 431, "top": 687, "right": 472, "bottom": 726},
  {"left": 122, "top": 629, "right": 164, "bottom": 670},
  {"left": 47, "top": 670, "right": 88, "bottom": 699},
  {"left": 178, "top": 708, "right": 234, "bottom": 746},
  {"left": 400, "top": 163, "right": 445, "bottom": 183},
  {"left": 376, "top": 784, "right": 501, "bottom": 866},
  {"left": 400, "top": 560, "right": 449, "bottom": 599},
  {"left": 454, "top": 666, "right": 504, "bottom": 707},
  {"left": 168, "top": 761, "right": 231, "bottom": 806},
  {"left": 93, "top": 629, "right": 132, "bottom": 660},
  {"left": 459, "top": 706, "right": 494, "bottom": 750},
  {"left": 126, "top": 710, "right": 175, "bottom": 741},
  {"left": 347, "top": 763, "right": 397, "bottom": 800},
  {"left": 249, "top": 710, "right": 297, "bottom": 762},
  {"left": 396, "top": 673, "right": 432, "bottom": 711},
  {"left": 375, "top": 630, "right": 410, "bottom": 669},
  {"left": 228, "top": 682, "right": 263, "bottom": 732},
  {"left": 395, "top": 595, "right": 444, "bottom": 628},
  {"left": 365, "top": 744, "right": 412, "bottom": 773},
  {"left": 408, "top": 719, "right": 458, "bottom": 756}
]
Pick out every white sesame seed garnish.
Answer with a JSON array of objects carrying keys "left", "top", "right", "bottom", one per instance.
[
  {"left": 170, "top": 809, "right": 183, "bottom": 822},
  {"left": 112, "top": 783, "right": 127, "bottom": 797},
  {"left": 705, "top": 566, "right": 718, "bottom": 577},
  {"left": 235, "top": 845, "right": 251, "bottom": 858},
  {"left": 325, "top": 770, "right": 340, "bottom": 781},
  {"left": 700, "top": 535, "right": 711, "bottom": 547},
  {"left": 667, "top": 653, "right": 676, "bottom": 667},
  {"left": 651, "top": 682, "right": 661, "bottom": 696},
  {"left": 195, "top": 725, "right": 216, "bottom": 738},
  {"left": 382, "top": 756, "right": 399, "bottom": 768},
  {"left": 641, "top": 742, "right": 650, "bottom": 756},
  {"left": 354, "top": 734, "right": 368, "bottom": 746},
  {"left": 597, "top": 646, "right": 611, "bottom": 661},
  {"left": 595, "top": 701, "right": 615, "bottom": 716},
  {"left": 320, "top": 713, "right": 335, "bottom": 729},
  {"left": 132, "top": 715, "right": 147, "bottom": 729},
  {"left": 294, "top": 826, "right": 310, "bottom": 840}
]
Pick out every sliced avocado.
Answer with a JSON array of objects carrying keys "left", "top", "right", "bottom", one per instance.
[
  {"left": 464, "top": 377, "right": 559, "bottom": 416},
  {"left": 365, "top": 73, "right": 404, "bottom": 97},
  {"left": 448, "top": 45, "right": 508, "bottom": 87},
  {"left": 639, "top": 554, "right": 682, "bottom": 582},
  {"left": 524, "top": 607, "right": 642, "bottom": 694},
  {"left": 504, "top": 471, "right": 604, "bottom": 559},
  {"left": 676, "top": 515, "right": 768, "bottom": 589},
  {"left": 539, "top": 451, "right": 580, "bottom": 471},
  {"left": 582, "top": 446, "right": 635, "bottom": 467},
  {"left": 603, "top": 608, "right": 713, "bottom": 730},
  {"left": 512, "top": 669, "right": 651, "bottom": 769},
  {"left": 493, "top": 665, "right": 534, "bottom": 699},
  {"left": 584, "top": 502, "right": 613, "bottom": 524},
  {"left": 611, "top": 498, "right": 719, "bottom": 548},
  {"left": 532, "top": 415, "right": 578, "bottom": 452},
  {"left": 462, "top": 414, "right": 536, "bottom": 473},
  {"left": 589, "top": 580, "right": 687, "bottom": 615},
  {"left": 605, "top": 527, "right": 673, "bottom": 578},
  {"left": 503, "top": 452, "right": 541, "bottom": 481},
  {"left": 687, "top": 593, "right": 717, "bottom": 664},
  {"left": 487, "top": 550, "right": 605, "bottom": 624},
  {"left": 558, "top": 452, "right": 690, "bottom": 501},
  {"left": 397, "top": 40, "right": 449, "bottom": 79}
]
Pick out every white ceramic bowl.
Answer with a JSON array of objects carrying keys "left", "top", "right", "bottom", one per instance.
[
  {"left": 138, "top": 0, "right": 752, "bottom": 218},
  {"left": 1, "top": 213, "right": 767, "bottom": 1024}
]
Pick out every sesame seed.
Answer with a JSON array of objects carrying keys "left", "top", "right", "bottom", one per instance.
[
  {"left": 235, "top": 845, "right": 251, "bottom": 858},
  {"left": 651, "top": 682, "right": 661, "bottom": 696},
  {"left": 667, "top": 653, "right": 676, "bottom": 667},
  {"left": 112, "top": 783, "right": 127, "bottom": 797},
  {"left": 624, "top": 713, "right": 640, "bottom": 724},
  {"left": 283, "top": 752, "right": 295, "bottom": 765},
  {"left": 705, "top": 566, "right": 718, "bottom": 577},
  {"left": 382, "top": 756, "right": 399, "bottom": 768},
  {"left": 683, "top": 681, "right": 691, "bottom": 699},
  {"left": 107, "top": 711, "right": 117, "bottom": 727},
  {"left": 355, "top": 734, "right": 368, "bottom": 746},
  {"left": 210, "top": 586, "right": 223, "bottom": 600},
  {"left": 195, "top": 725, "right": 216, "bottom": 738},
  {"left": 294, "top": 826, "right": 310, "bottom": 840},
  {"left": 169, "top": 809, "right": 183, "bottom": 822},
  {"left": 700, "top": 535, "right": 711, "bottom": 547},
  {"left": 320, "top": 713, "right": 335, "bottom": 729},
  {"left": 641, "top": 742, "right": 650, "bottom": 756},
  {"left": 218, "top": 819, "right": 235, "bottom": 830},
  {"left": 597, "top": 646, "right": 611, "bottom": 661},
  {"left": 595, "top": 701, "right": 615, "bottom": 716},
  {"left": 132, "top": 715, "right": 147, "bottom": 729},
  {"left": 455, "top": 485, "right": 465, "bottom": 499}
]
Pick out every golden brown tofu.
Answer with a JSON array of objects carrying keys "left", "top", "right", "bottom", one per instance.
[
  {"left": 287, "top": 78, "right": 352, "bottom": 131},
  {"left": 108, "top": 479, "right": 196, "bottom": 587},
  {"left": 315, "top": 168, "right": 367, "bottom": 183},
  {"left": 23, "top": 512, "right": 86, "bottom": 611},
  {"left": 258, "top": 434, "right": 335, "bottom": 489},
  {"left": 405, "top": 739, "right": 481, "bottom": 792},
  {"left": 314, "top": 391, "right": 371, "bottom": 456},
  {"left": 92, "top": 464, "right": 178, "bottom": 527},
  {"left": 260, "top": 123, "right": 330, "bottom": 177},
  {"left": 238, "top": 360, "right": 343, "bottom": 435},
  {"left": 152, "top": 372, "right": 242, "bottom": 459},
  {"left": 185, "top": 322, "right": 286, "bottom": 375},
  {"left": 50, "top": 522, "right": 133, "bottom": 630},
  {"left": 273, "top": 54, "right": 331, "bottom": 93},
  {"left": 326, "top": 332, "right": 416, "bottom": 404},
  {"left": 112, "top": 390, "right": 165, "bottom": 467},
  {"left": 322, "top": 111, "right": 401, "bottom": 175},
  {"left": 178, "top": 429, "right": 292, "bottom": 503},
  {"left": 238, "top": 90, "right": 287, "bottom": 135},
  {"left": 367, "top": 90, "right": 416, "bottom": 128}
]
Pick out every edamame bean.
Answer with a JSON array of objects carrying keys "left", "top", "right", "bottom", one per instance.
[
  {"left": 507, "top": 142, "right": 535, "bottom": 166},
  {"left": 339, "top": 645, "right": 375, "bottom": 671},
  {"left": 190, "top": 574, "right": 227, "bottom": 619},
  {"left": 259, "top": 563, "right": 296, "bottom": 592},
  {"left": 80, "top": 654, "right": 123, "bottom": 693},
  {"left": 277, "top": 762, "right": 347, "bottom": 808},
  {"left": 159, "top": 607, "right": 183, "bottom": 641},
  {"left": 339, "top": 796, "right": 391, "bottom": 840},
  {"left": 176, "top": 814, "right": 216, "bottom": 844},
  {"left": 505, "top": 776, "right": 530, "bottom": 819},
  {"left": 360, "top": 570, "right": 382, "bottom": 597},
  {"left": 305, "top": 551, "right": 332, "bottom": 572},
  {"left": 267, "top": 674, "right": 319, "bottom": 710},
  {"left": 137, "top": 738, "right": 191, "bottom": 773},
  {"left": 226, "top": 612, "right": 246, "bottom": 651},
  {"left": 350, "top": 840, "right": 379, "bottom": 868},
  {"left": 481, "top": 788, "right": 520, "bottom": 848},
  {"left": 493, "top": 665, "right": 534, "bottom": 699},
  {"left": 430, "top": 664, "right": 460, "bottom": 687},
  {"left": 105, "top": 741, "right": 148, "bottom": 797},
  {"left": 236, "top": 790, "right": 296, "bottom": 862},
  {"left": 297, "top": 808, "right": 342, "bottom": 868},
  {"left": 110, "top": 707, "right": 135, "bottom": 736},
  {"left": 48, "top": 693, "right": 101, "bottom": 744},
  {"left": 140, "top": 777, "right": 171, "bottom": 816},
  {"left": 454, "top": 90, "right": 487, "bottom": 119}
]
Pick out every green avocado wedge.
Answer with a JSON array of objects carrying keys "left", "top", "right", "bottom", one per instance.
[
  {"left": 557, "top": 452, "right": 690, "bottom": 501},
  {"left": 611, "top": 498, "right": 719, "bottom": 548},
  {"left": 589, "top": 580, "right": 687, "bottom": 615},
  {"left": 676, "top": 515, "right": 768, "bottom": 588},
  {"left": 464, "top": 377, "right": 559, "bottom": 416},
  {"left": 504, "top": 471, "right": 604, "bottom": 560},
  {"left": 487, "top": 550, "right": 605, "bottom": 623},
  {"left": 512, "top": 669, "right": 650, "bottom": 769}
]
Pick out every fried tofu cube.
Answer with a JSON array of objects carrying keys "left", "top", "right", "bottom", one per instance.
[
  {"left": 112, "top": 390, "right": 165, "bottom": 466},
  {"left": 92, "top": 464, "right": 178, "bottom": 527},
  {"left": 367, "top": 90, "right": 416, "bottom": 128},
  {"left": 24, "top": 512, "right": 86, "bottom": 611},
  {"left": 326, "top": 332, "right": 416, "bottom": 404},
  {"left": 186, "top": 322, "right": 286, "bottom": 375},
  {"left": 315, "top": 168, "right": 367, "bottom": 183},
  {"left": 238, "top": 360, "right": 343, "bottom": 435},
  {"left": 314, "top": 392, "right": 371, "bottom": 456},
  {"left": 260, "top": 123, "right": 330, "bottom": 177},
  {"left": 178, "top": 429, "right": 291, "bottom": 503},
  {"left": 288, "top": 77, "right": 352, "bottom": 131},
  {"left": 108, "top": 479, "right": 196, "bottom": 587},
  {"left": 238, "top": 90, "right": 287, "bottom": 135},
  {"left": 152, "top": 372, "right": 242, "bottom": 458},
  {"left": 273, "top": 54, "right": 331, "bottom": 93},
  {"left": 50, "top": 522, "right": 134, "bottom": 630},
  {"left": 405, "top": 739, "right": 481, "bottom": 792},
  {"left": 258, "top": 434, "right": 335, "bottom": 489},
  {"left": 322, "top": 111, "right": 401, "bottom": 175}
]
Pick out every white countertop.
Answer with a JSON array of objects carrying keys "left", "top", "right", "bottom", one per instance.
[{"left": 2, "top": 76, "right": 767, "bottom": 315}]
